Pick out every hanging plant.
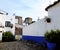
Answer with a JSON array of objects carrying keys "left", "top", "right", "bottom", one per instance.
[{"left": 45, "top": 17, "right": 51, "bottom": 23}]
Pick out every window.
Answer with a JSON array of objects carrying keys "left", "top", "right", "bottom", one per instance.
[
  {"left": 5, "top": 21, "right": 11, "bottom": 27},
  {"left": 45, "top": 17, "right": 51, "bottom": 23},
  {"left": 46, "top": 18, "right": 51, "bottom": 23}
]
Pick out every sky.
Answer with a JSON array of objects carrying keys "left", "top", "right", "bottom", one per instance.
[{"left": 0, "top": 0, "right": 57, "bottom": 21}]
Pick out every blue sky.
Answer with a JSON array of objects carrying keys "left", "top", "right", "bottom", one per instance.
[{"left": 0, "top": 0, "right": 57, "bottom": 21}]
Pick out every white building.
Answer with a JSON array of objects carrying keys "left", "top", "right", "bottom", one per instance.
[
  {"left": 0, "top": 11, "right": 15, "bottom": 41},
  {"left": 23, "top": 0, "right": 60, "bottom": 44},
  {"left": 45, "top": 0, "right": 60, "bottom": 30},
  {"left": 23, "top": 18, "right": 47, "bottom": 43}
]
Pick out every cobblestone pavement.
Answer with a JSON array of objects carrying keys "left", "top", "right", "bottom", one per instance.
[{"left": 0, "top": 41, "right": 47, "bottom": 50}]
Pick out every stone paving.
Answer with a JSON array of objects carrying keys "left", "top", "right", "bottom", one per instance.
[{"left": 0, "top": 41, "right": 47, "bottom": 50}]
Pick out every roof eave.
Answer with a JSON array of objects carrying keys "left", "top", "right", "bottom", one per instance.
[{"left": 45, "top": 0, "right": 60, "bottom": 11}]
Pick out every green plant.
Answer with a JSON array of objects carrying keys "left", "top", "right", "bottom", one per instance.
[
  {"left": 45, "top": 30, "right": 60, "bottom": 43},
  {"left": 2, "top": 31, "right": 15, "bottom": 42}
]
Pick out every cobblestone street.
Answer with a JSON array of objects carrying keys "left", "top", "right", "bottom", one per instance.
[{"left": 0, "top": 41, "right": 47, "bottom": 50}]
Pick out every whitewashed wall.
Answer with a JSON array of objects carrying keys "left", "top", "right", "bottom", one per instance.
[
  {"left": 0, "top": 28, "right": 3, "bottom": 41},
  {"left": 23, "top": 19, "right": 47, "bottom": 36},
  {"left": 0, "top": 32, "right": 2, "bottom": 41},
  {"left": 23, "top": 2, "right": 60, "bottom": 44},
  {"left": 0, "top": 14, "right": 15, "bottom": 41},
  {"left": 48, "top": 2, "right": 60, "bottom": 30},
  {"left": 23, "top": 2, "right": 60, "bottom": 37}
]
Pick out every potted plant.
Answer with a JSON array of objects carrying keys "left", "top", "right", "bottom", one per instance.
[
  {"left": 45, "top": 30, "right": 60, "bottom": 50},
  {"left": 2, "top": 31, "right": 15, "bottom": 42}
]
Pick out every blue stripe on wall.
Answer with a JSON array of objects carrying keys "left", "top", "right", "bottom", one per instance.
[{"left": 22, "top": 36, "right": 45, "bottom": 44}]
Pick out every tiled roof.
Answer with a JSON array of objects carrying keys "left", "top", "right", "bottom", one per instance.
[{"left": 45, "top": 0, "right": 60, "bottom": 11}]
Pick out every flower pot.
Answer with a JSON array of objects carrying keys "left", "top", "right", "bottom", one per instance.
[{"left": 46, "top": 41, "right": 56, "bottom": 50}]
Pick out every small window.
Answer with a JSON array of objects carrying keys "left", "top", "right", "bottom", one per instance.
[
  {"left": 45, "top": 17, "right": 51, "bottom": 23},
  {"left": 5, "top": 21, "right": 11, "bottom": 27},
  {"left": 46, "top": 18, "right": 51, "bottom": 23}
]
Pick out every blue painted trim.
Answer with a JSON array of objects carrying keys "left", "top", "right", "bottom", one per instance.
[{"left": 22, "top": 36, "right": 45, "bottom": 44}]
